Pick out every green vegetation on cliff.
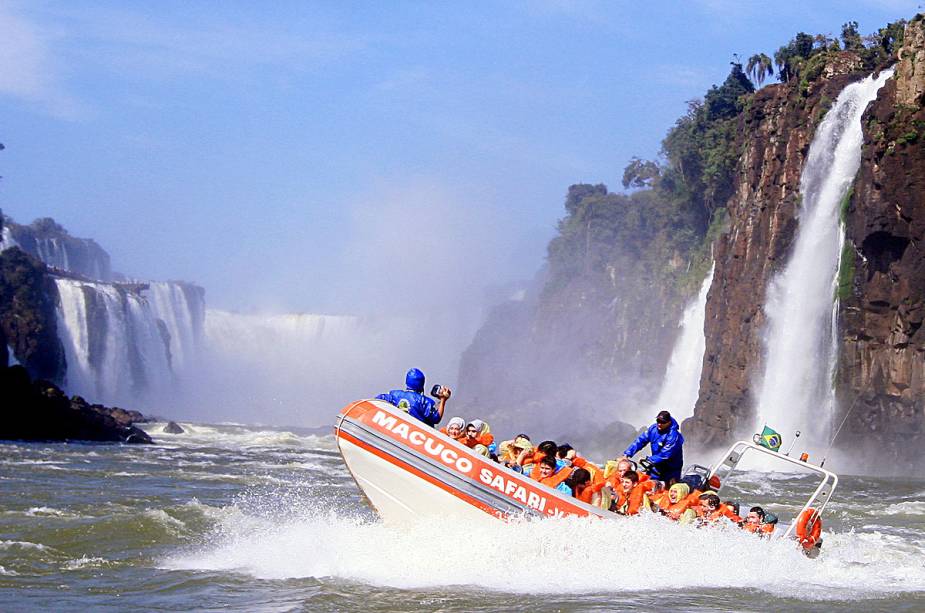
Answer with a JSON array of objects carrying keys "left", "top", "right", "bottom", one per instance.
[{"left": 548, "top": 62, "right": 754, "bottom": 303}]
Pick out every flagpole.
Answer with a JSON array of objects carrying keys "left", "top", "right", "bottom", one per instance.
[{"left": 783, "top": 430, "right": 800, "bottom": 456}]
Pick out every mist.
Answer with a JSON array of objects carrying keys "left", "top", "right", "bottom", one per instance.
[{"left": 157, "top": 178, "right": 535, "bottom": 427}]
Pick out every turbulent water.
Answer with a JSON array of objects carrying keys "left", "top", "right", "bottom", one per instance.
[
  {"left": 1, "top": 423, "right": 924, "bottom": 611},
  {"left": 755, "top": 70, "right": 894, "bottom": 444}
]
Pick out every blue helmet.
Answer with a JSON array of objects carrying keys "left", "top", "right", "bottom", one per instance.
[{"left": 405, "top": 367, "right": 425, "bottom": 392}]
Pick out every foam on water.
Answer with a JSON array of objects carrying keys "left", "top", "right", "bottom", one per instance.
[
  {"left": 882, "top": 501, "right": 925, "bottom": 516},
  {"left": 63, "top": 556, "right": 110, "bottom": 571},
  {"left": 141, "top": 422, "right": 336, "bottom": 452},
  {"left": 0, "top": 540, "right": 54, "bottom": 552},
  {"left": 165, "top": 505, "right": 925, "bottom": 600}
]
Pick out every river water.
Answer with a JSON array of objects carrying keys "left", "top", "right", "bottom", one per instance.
[{"left": 1, "top": 422, "right": 924, "bottom": 612}]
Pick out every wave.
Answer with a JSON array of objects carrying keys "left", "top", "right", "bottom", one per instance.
[
  {"left": 24, "top": 506, "right": 80, "bottom": 518},
  {"left": 882, "top": 501, "right": 925, "bottom": 516},
  {"left": 163, "top": 507, "right": 925, "bottom": 600},
  {"left": 140, "top": 422, "right": 336, "bottom": 452},
  {"left": 142, "top": 509, "right": 188, "bottom": 536},
  {"left": 0, "top": 540, "right": 55, "bottom": 552},
  {"left": 62, "top": 556, "right": 110, "bottom": 571}
]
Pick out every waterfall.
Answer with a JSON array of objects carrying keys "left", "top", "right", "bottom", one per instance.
[
  {"left": 0, "top": 226, "right": 18, "bottom": 252},
  {"left": 54, "top": 278, "right": 203, "bottom": 407},
  {"left": 640, "top": 264, "right": 714, "bottom": 426},
  {"left": 147, "top": 282, "right": 205, "bottom": 371},
  {"left": 754, "top": 70, "right": 893, "bottom": 442},
  {"left": 35, "top": 238, "right": 72, "bottom": 272}
]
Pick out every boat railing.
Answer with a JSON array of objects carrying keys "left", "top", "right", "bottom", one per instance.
[{"left": 708, "top": 440, "right": 838, "bottom": 539}]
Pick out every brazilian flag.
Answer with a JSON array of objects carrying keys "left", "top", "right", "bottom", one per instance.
[{"left": 757, "top": 426, "right": 782, "bottom": 452}]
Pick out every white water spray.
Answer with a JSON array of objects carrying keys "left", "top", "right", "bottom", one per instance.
[
  {"left": 0, "top": 226, "right": 18, "bottom": 252},
  {"left": 640, "top": 264, "right": 714, "bottom": 426},
  {"left": 755, "top": 70, "right": 893, "bottom": 442}
]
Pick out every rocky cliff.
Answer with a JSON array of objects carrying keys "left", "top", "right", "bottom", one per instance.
[
  {"left": 0, "top": 213, "right": 113, "bottom": 281},
  {"left": 684, "top": 56, "right": 868, "bottom": 446},
  {"left": 457, "top": 183, "right": 704, "bottom": 440},
  {"left": 836, "top": 17, "right": 925, "bottom": 464},
  {"left": 0, "top": 247, "right": 66, "bottom": 382}
]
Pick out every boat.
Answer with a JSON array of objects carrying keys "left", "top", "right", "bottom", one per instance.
[{"left": 335, "top": 399, "right": 836, "bottom": 554}]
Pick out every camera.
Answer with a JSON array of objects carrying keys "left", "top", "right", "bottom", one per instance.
[{"left": 430, "top": 384, "right": 444, "bottom": 397}]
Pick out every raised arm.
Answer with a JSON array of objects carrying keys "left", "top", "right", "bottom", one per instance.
[{"left": 622, "top": 428, "right": 651, "bottom": 458}]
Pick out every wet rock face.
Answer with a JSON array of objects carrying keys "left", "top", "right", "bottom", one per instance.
[
  {"left": 0, "top": 365, "right": 152, "bottom": 444},
  {"left": 3, "top": 216, "right": 113, "bottom": 281},
  {"left": 684, "top": 66, "right": 862, "bottom": 447},
  {"left": 896, "top": 18, "right": 925, "bottom": 107},
  {"left": 163, "top": 421, "right": 185, "bottom": 434},
  {"left": 0, "top": 248, "right": 66, "bottom": 382},
  {"left": 837, "top": 19, "right": 925, "bottom": 464}
]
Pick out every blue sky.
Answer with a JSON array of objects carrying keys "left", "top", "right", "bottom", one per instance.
[{"left": 0, "top": 0, "right": 919, "bottom": 314}]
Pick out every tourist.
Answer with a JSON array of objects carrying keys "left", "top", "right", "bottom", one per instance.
[
  {"left": 621, "top": 410, "right": 685, "bottom": 484},
  {"left": 535, "top": 456, "right": 573, "bottom": 495},
  {"left": 743, "top": 506, "right": 776, "bottom": 536},
  {"left": 376, "top": 367, "right": 450, "bottom": 427},
  {"left": 439, "top": 416, "right": 466, "bottom": 440}
]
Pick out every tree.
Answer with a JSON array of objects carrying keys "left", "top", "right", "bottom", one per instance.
[
  {"left": 703, "top": 63, "right": 754, "bottom": 121},
  {"left": 622, "top": 157, "right": 660, "bottom": 189},
  {"left": 746, "top": 53, "right": 774, "bottom": 86},
  {"left": 841, "top": 21, "right": 864, "bottom": 51},
  {"left": 774, "top": 32, "right": 822, "bottom": 82}
]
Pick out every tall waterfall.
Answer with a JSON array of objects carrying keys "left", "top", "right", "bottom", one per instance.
[
  {"left": 640, "top": 264, "right": 714, "bottom": 426},
  {"left": 0, "top": 226, "right": 18, "bottom": 252},
  {"left": 54, "top": 279, "right": 204, "bottom": 407},
  {"left": 754, "top": 70, "right": 893, "bottom": 442},
  {"left": 147, "top": 282, "right": 205, "bottom": 371}
]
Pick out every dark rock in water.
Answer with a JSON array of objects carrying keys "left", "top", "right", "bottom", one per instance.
[
  {"left": 0, "top": 365, "right": 152, "bottom": 444},
  {"left": 163, "top": 421, "right": 184, "bottom": 434}
]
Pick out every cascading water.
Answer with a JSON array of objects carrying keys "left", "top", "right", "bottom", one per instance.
[
  {"left": 754, "top": 69, "right": 893, "bottom": 442},
  {"left": 54, "top": 279, "right": 198, "bottom": 407},
  {"left": 644, "top": 264, "right": 714, "bottom": 426},
  {"left": 34, "top": 238, "right": 72, "bottom": 273},
  {"left": 0, "top": 226, "right": 18, "bottom": 252},
  {"left": 147, "top": 282, "right": 205, "bottom": 371}
]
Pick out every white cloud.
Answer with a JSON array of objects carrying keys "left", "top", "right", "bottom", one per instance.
[
  {"left": 0, "top": 2, "right": 84, "bottom": 119},
  {"left": 51, "top": 5, "right": 368, "bottom": 83}
]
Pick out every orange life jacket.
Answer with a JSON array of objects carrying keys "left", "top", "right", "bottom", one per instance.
[
  {"left": 701, "top": 503, "right": 741, "bottom": 523},
  {"left": 615, "top": 480, "right": 656, "bottom": 515},
  {"left": 571, "top": 457, "right": 604, "bottom": 484},
  {"left": 743, "top": 522, "right": 775, "bottom": 535},
  {"left": 459, "top": 432, "right": 494, "bottom": 448},
  {"left": 538, "top": 465, "right": 573, "bottom": 490},
  {"left": 528, "top": 453, "right": 549, "bottom": 480},
  {"left": 575, "top": 483, "right": 595, "bottom": 504},
  {"left": 650, "top": 490, "right": 671, "bottom": 509}
]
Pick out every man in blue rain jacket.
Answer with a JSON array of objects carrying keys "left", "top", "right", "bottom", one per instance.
[
  {"left": 622, "top": 410, "right": 684, "bottom": 483},
  {"left": 376, "top": 367, "right": 450, "bottom": 427}
]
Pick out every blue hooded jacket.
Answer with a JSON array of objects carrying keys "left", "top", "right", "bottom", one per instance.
[
  {"left": 622, "top": 417, "right": 684, "bottom": 480},
  {"left": 376, "top": 368, "right": 441, "bottom": 427}
]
